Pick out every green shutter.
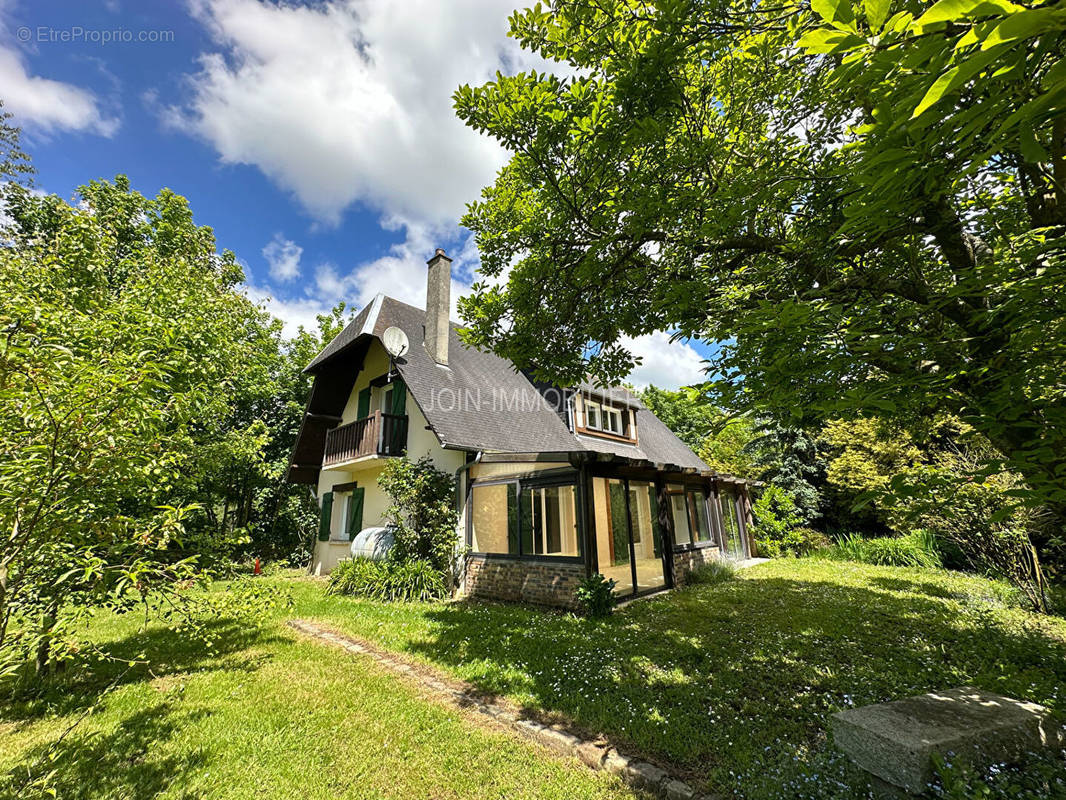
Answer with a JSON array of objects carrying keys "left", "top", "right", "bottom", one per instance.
[
  {"left": 357, "top": 387, "right": 371, "bottom": 419},
  {"left": 346, "top": 487, "right": 365, "bottom": 538},
  {"left": 390, "top": 379, "right": 406, "bottom": 415},
  {"left": 318, "top": 491, "right": 334, "bottom": 541},
  {"left": 519, "top": 487, "right": 534, "bottom": 555},
  {"left": 609, "top": 482, "right": 630, "bottom": 566},
  {"left": 388, "top": 380, "right": 407, "bottom": 454}
]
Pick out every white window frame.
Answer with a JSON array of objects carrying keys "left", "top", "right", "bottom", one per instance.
[
  {"left": 602, "top": 406, "right": 624, "bottom": 434},
  {"left": 584, "top": 400, "right": 600, "bottom": 430},
  {"left": 580, "top": 396, "right": 628, "bottom": 437}
]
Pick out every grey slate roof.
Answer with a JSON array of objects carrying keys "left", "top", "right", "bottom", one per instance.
[{"left": 298, "top": 295, "right": 709, "bottom": 472}]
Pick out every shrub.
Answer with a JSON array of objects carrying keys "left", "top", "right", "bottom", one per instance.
[
  {"left": 759, "top": 526, "right": 832, "bottom": 558},
  {"left": 686, "top": 559, "right": 736, "bottom": 585},
  {"left": 751, "top": 485, "right": 806, "bottom": 557},
  {"left": 816, "top": 530, "right": 942, "bottom": 569},
  {"left": 378, "top": 456, "right": 459, "bottom": 581},
  {"left": 575, "top": 574, "right": 617, "bottom": 618},
  {"left": 326, "top": 557, "right": 448, "bottom": 602}
]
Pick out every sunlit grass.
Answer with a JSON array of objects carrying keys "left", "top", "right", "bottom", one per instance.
[
  {"left": 290, "top": 560, "right": 1066, "bottom": 796},
  {"left": 0, "top": 586, "right": 641, "bottom": 800}
]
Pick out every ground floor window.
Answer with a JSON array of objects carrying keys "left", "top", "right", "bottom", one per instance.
[
  {"left": 469, "top": 476, "right": 580, "bottom": 558},
  {"left": 667, "top": 484, "right": 712, "bottom": 546}
]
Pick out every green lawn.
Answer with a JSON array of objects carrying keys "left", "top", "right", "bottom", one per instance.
[
  {"left": 0, "top": 600, "right": 640, "bottom": 800},
  {"left": 289, "top": 559, "right": 1066, "bottom": 797},
  {"left": 3, "top": 560, "right": 1065, "bottom": 799}
]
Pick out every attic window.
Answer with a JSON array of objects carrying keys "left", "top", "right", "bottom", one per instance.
[{"left": 578, "top": 395, "right": 636, "bottom": 443}]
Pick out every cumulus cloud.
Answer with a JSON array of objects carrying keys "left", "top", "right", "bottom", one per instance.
[
  {"left": 313, "top": 222, "right": 472, "bottom": 318},
  {"left": 244, "top": 284, "right": 331, "bottom": 338},
  {"left": 622, "top": 331, "right": 707, "bottom": 391},
  {"left": 262, "top": 232, "right": 302, "bottom": 281},
  {"left": 0, "top": 48, "right": 118, "bottom": 136},
  {"left": 168, "top": 0, "right": 551, "bottom": 226}
]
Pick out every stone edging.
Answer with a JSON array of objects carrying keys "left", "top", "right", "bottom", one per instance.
[{"left": 287, "top": 619, "right": 718, "bottom": 800}]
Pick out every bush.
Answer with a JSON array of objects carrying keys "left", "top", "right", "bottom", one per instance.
[
  {"left": 816, "top": 530, "right": 942, "bottom": 569},
  {"left": 759, "top": 526, "right": 832, "bottom": 558},
  {"left": 326, "top": 557, "right": 448, "bottom": 602},
  {"left": 751, "top": 485, "right": 807, "bottom": 557},
  {"left": 378, "top": 456, "right": 459, "bottom": 580},
  {"left": 686, "top": 559, "right": 737, "bottom": 585},
  {"left": 575, "top": 574, "right": 617, "bottom": 617}
]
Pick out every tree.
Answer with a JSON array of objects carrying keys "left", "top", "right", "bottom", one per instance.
[
  {"left": 640, "top": 385, "right": 760, "bottom": 476},
  {"left": 377, "top": 456, "right": 459, "bottom": 584},
  {"left": 454, "top": 0, "right": 1066, "bottom": 557},
  {"left": 745, "top": 424, "right": 826, "bottom": 524},
  {"left": 0, "top": 174, "right": 281, "bottom": 677}
]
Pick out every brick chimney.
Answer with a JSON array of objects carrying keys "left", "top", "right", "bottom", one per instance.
[{"left": 424, "top": 248, "right": 451, "bottom": 365}]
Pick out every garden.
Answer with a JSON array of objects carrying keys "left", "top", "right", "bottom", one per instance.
[{"left": 3, "top": 559, "right": 1065, "bottom": 799}]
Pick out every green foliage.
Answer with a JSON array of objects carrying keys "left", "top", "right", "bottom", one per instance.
[
  {"left": 377, "top": 456, "right": 459, "bottom": 581},
  {"left": 639, "top": 386, "right": 760, "bottom": 476},
  {"left": 904, "top": 461, "right": 1053, "bottom": 612},
  {"left": 574, "top": 573, "right": 616, "bottom": 617},
  {"left": 744, "top": 425, "right": 826, "bottom": 524},
  {"left": 326, "top": 557, "right": 448, "bottom": 603},
  {"left": 290, "top": 560, "right": 1066, "bottom": 798},
  {"left": 0, "top": 170, "right": 288, "bottom": 679},
  {"left": 751, "top": 485, "right": 808, "bottom": 557},
  {"left": 454, "top": 0, "right": 1066, "bottom": 561},
  {"left": 818, "top": 531, "right": 943, "bottom": 570},
  {"left": 685, "top": 559, "right": 737, "bottom": 585}
]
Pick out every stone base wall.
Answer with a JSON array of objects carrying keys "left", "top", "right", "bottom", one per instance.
[
  {"left": 464, "top": 555, "right": 585, "bottom": 609},
  {"left": 672, "top": 546, "right": 722, "bottom": 584}
]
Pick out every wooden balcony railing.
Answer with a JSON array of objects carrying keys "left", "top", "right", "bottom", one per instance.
[{"left": 323, "top": 411, "right": 408, "bottom": 466}]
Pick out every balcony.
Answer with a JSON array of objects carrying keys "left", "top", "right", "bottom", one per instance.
[{"left": 323, "top": 411, "right": 408, "bottom": 467}]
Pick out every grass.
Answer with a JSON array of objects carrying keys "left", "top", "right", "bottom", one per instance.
[
  {"left": 0, "top": 593, "right": 641, "bottom": 800},
  {"left": 289, "top": 559, "right": 1066, "bottom": 797},
  {"left": 3, "top": 560, "right": 1064, "bottom": 799}
]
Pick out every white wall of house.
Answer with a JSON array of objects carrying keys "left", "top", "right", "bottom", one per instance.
[{"left": 311, "top": 339, "right": 465, "bottom": 575}]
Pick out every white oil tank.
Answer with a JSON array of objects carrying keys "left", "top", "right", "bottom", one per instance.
[{"left": 349, "top": 526, "right": 395, "bottom": 561}]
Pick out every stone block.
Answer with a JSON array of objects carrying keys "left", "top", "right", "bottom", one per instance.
[
  {"left": 624, "top": 760, "right": 669, "bottom": 790},
  {"left": 832, "top": 686, "right": 1063, "bottom": 794},
  {"left": 663, "top": 778, "right": 697, "bottom": 800},
  {"left": 601, "top": 749, "right": 631, "bottom": 776}
]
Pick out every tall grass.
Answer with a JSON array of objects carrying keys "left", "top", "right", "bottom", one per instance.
[
  {"left": 326, "top": 557, "right": 448, "bottom": 602},
  {"left": 686, "top": 559, "right": 737, "bottom": 585},
  {"left": 814, "top": 530, "right": 942, "bottom": 569}
]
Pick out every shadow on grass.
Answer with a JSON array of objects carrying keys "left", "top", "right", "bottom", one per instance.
[
  {"left": 393, "top": 573, "right": 1066, "bottom": 791},
  {"left": 4, "top": 618, "right": 283, "bottom": 724},
  {"left": 0, "top": 702, "right": 208, "bottom": 800}
]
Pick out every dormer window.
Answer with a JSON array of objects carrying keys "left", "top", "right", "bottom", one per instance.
[
  {"left": 576, "top": 392, "right": 638, "bottom": 444},
  {"left": 585, "top": 401, "right": 600, "bottom": 430}
]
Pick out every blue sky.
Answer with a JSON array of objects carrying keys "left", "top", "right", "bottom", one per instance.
[{"left": 1, "top": 0, "right": 714, "bottom": 389}]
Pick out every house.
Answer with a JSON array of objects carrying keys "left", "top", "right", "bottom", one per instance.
[{"left": 286, "top": 248, "right": 758, "bottom": 608}]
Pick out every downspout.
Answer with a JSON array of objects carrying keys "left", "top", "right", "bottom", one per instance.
[{"left": 454, "top": 451, "right": 483, "bottom": 515}]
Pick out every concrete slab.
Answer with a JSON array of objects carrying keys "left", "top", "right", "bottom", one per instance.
[{"left": 831, "top": 686, "right": 1063, "bottom": 794}]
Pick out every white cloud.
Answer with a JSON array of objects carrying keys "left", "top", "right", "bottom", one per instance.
[
  {"left": 244, "top": 284, "right": 331, "bottom": 338},
  {"left": 0, "top": 48, "right": 118, "bottom": 136},
  {"left": 312, "top": 222, "right": 472, "bottom": 318},
  {"left": 262, "top": 232, "right": 302, "bottom": 281},
  {"left": 621, "top": 331, "right": 707, "bottom": 391},
  {"left": 169, "top": 0, "right": 553, "bottom": 227}
]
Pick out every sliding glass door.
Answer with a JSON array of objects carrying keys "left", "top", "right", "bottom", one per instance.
[{"left": 593, "top": 478, "right": 669, "bottom": 597}]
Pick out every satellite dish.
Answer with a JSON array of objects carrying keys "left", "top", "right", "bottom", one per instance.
[{"left": 382, "top": 326, "right": 410, "bottom": 358}]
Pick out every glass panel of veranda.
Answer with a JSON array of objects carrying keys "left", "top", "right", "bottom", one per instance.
[{"left": 592, "top": 477, "right": 667, "bottom": 597}]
